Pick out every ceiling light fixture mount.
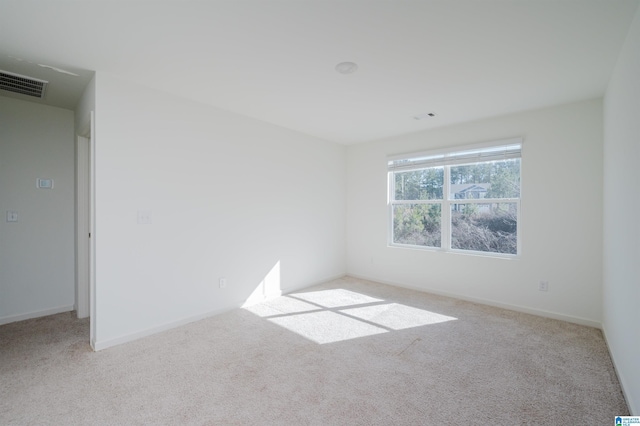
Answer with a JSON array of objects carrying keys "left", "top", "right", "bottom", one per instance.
[
  {"left": 335, "top": 61, "right": 358, "bottom": 75},
  {"left": 413, "top": 112, "right": 436, "bottom": 120}
]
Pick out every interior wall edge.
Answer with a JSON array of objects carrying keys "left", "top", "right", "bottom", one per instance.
[{"left": 602, "top": 324, "right": 636, "bottom": 415}]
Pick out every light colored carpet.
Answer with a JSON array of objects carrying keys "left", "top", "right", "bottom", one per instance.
[{"left": 0, "top": 276, "right": 629, "bottom": 425}]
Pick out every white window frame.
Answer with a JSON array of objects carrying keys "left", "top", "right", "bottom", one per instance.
[{"left": 388, "top": 138, "right": 522, "bottom": 257}]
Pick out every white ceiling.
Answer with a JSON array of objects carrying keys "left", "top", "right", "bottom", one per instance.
[{"left": 1, "top": 0, "right": 638, "bottom": 144}]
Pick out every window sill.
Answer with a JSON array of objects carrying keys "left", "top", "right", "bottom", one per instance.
[{"left": 387, "top": 243, "right": 520, "bottom": 260}]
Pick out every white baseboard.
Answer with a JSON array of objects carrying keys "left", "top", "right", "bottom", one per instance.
[
  {"left": 93, "top": 272, "right": 349, "bottom": 351},
  {"left": 92, "top": 306, "right": 233, "bottom": 351},
  {"left": 346, "top": 273, "right": 602, "bottom": 329},
  {"left": 241, "top": 272, "right": 349, "bottom": 308},
  {"left": 281, "top": 272, "right": 348, "bottom": 294},
  {"left": 241, "top": 290, "right": 283, "bottom": 308},
  {"left": 0, "top": 305, "right": 75, "bottom": 326},
  {"left": 602, "top": 325, "right": 636, "bottom": 415}
]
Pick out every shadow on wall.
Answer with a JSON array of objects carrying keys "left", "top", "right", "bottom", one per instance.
[{"left": 244, "top": 287, "right": 457, "bottom": 344}]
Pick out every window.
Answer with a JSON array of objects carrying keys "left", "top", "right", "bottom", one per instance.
[{"left": 388, "top": 139, "right": 521, "bottom": 256}]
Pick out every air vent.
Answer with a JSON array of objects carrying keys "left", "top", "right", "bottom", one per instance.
[{"left": 0, "top": 70, "right": 48, "bottom": 98}]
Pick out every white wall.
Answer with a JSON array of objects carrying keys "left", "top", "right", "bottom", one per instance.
[
  {"left": 603, "top": 4, "right": 640, "bottom": 415},
  {"left": 0, "top": 97, "right": 75, "bottom": 323},
  {"left": 92, "top": 73, "right": 346, "bottom": 349},
  {"left": 75, "top": 75, "right": 95, "bottom": 133},
  {"left": 347, "top": 99, "right": 603, "bottom": 326}
]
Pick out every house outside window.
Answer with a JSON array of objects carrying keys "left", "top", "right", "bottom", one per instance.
[{"left": 388, "top": 139, "right": 522, "bottom": 256}]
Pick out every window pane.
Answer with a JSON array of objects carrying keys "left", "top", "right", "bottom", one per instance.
[
  {"left": 394, "top": 168, "right": 443, "bottom": 200},
  {"left": 451, "top": 203, "right": 517, "bottom": 254},
  {"left": 449, "top": 159, "right": 520, "bottom": 199},
  {"left": 393, "top": 204, "right": 441, "bottom": 247}
]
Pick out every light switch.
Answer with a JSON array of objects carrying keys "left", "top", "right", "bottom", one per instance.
[
  {"left": 137, "top": 210, "right": 152, "bottom": 225},
  {"left": 37, "top": 178, "right": 54, "bottom": 189},
  {"left": 6, "top": 211, "right": 18, "bottom": 222}
]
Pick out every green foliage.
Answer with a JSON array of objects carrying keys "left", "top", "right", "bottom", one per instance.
[
  {"left": 393, "top": 204, "right": 441, "bottom": 247},
  {"left": 451, "top": 159, "right": 520, "bottom": 199},
  {"left": 450, "top": 163, "right": 492, "bottom": 185},
  {"left": 484, "top": 159, "right": 520, "bottom": 198},
  {"left": 395, "top": 168, "right": 443, "bottom": 200},
  {"left": 462, "top": 204, "right": 478, "bottom": 216}
]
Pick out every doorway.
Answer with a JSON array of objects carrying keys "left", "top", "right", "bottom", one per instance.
[{"left": 75, "top": 112, "right": 95, "bottom": 347}]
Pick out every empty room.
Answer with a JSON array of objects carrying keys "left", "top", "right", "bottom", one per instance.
[{"left": 1, "top": 1, "right": 638, "bottom": 424}]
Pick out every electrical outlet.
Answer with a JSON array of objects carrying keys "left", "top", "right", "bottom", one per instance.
[
  {"left": 137, "top": 210, "right": 152, "bottom": 225},
  {"left": 6, "top": 211, "right": 18, "bottom": 222},
  {"left": 539, "top": 280, "right": 549, "bottom": 292},
  {"left": 219, "top": 278, "right": 227, "bottom": 289}
]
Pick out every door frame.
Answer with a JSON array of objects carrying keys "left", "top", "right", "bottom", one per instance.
[{"left": 75, "top": 112, "right": 96, "bottom": 347}]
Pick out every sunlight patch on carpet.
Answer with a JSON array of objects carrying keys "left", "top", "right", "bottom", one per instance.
[
  {"left": 247, "top": 297, "right": 319, "bottom": 317},
  {"left": 342, "top": 303, "right": 457, "bottom": 330},
  {"left": 292, "top": 288, "right": 383, "bottom": 308},
  {"left": 268, "top": 310, "right": 387, "bottom": 344},
  {"left": 244, "top": 288, "right": 457, "bottom": 344}
]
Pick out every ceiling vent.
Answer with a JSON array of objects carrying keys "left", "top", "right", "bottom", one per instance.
[{"left": 0, "top": 70, "right": 48, "bottom": 99}]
